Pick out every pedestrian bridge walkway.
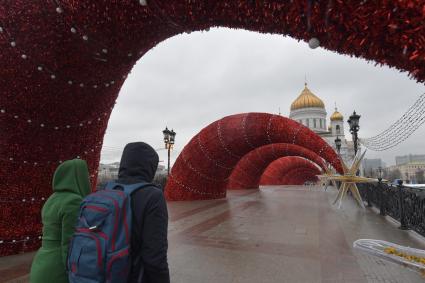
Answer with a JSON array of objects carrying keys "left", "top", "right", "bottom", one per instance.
[{"left": 2, "top": 186, "right": 425, "bottom": 283}]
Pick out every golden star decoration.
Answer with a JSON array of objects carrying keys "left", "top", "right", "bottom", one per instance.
[{"left": 319, "top": 150, "right": 382, "bottom": 208}]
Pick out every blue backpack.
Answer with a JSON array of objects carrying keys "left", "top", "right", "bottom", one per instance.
[{"left": 67, "top": 181, "right": 151, "bottom": 283}]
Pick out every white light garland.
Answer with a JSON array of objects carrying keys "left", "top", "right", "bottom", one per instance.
[
  {"left": 0, "top": 196, "right": 46, "bottom": 203},
  {"left": 0, "top": 235, "right": 43, "bottom": 245},
  {"left": 0, "top": 12, "right": 124, "bottom": 91},
  {"left": 241, "top": 113, "right": 268, "bottom": 172},
  {"left": 0, "top": 107, "right": 113, "bottom": 130},
  {"left": 169, "top": 173, "right": 226, "bottom": 197},
  {"left": 181, "top": 150, "right": 229, "bottom": 182},
  {"left": 0, "top": 0, "right": 151, "bottom": 95},
  {"left": 52, "top": 0, "right": 146, "bottom": 59},
  {"left": 217, "top": 120, "right": 241, "bottom": 159},
  {"left": 1, "top": 142, "right": 103, "bottom": 166},
  {"left": 52, "top": 0, "right": 110, "bottom": 57},
  {"left": 291, "top": 124, "right": 303, "bottom": 144},
  {"left": 266, "top": 114, "right": 276, "bottom": 144},
  {"left": 242, "top": 114, "right": 257, "bottom": 149},
  {"left": 360, "top": 93, "right": 425, "bottom": 151},
  {"left": 196, "top": 134, "right": 233, "bottom": 170}
]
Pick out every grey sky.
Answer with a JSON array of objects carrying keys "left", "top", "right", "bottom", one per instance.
[{"left": 101, "top": 28, "right": 425, "bottom": 167}]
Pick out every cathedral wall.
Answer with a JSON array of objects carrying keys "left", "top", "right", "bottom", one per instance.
[{"left": 289, "top": 107, "right": 327, "bottom": 133}]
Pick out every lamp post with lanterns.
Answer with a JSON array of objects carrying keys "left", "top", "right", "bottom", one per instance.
[
  {"left": 347, "top": 111, "right": 361, "bottom": 156},
  {"left": 334, "top": 136, "right": 342, "bottom": 154},
  {"left": 162, "top": 127, "right": 176, "bottom": 176}
]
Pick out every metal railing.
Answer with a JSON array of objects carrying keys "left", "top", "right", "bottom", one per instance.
[{"left": 358, "top": 181, "right": 425, "bottom": 237}]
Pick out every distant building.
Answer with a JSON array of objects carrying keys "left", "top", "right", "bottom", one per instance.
[
  {"left": 157, "top": 164, "right": 166, "bottom": 172},
  {"left": 154, "top": 164, "right": 167, "bottom": 177},
  {"left": 395, "top": 154, "right": 425, "bottom": 166},
  {"left": 385, "top": 162, "right": 425, "bottom": 183},
  {"left": 98, "top": 162, "right": 120, "bottom": 181},
  {"left": 97, "top": 162, "right": 167, "bottom": 184},
  {"left": 362, "top": 158, "right": 385, "bottom": 177}
]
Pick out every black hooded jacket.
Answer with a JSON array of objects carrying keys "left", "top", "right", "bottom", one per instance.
[{"left": 116, "top": 142, "right": 170, "bottom": 283}]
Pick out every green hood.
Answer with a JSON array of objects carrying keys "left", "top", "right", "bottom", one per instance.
[{"left": 52, "top": 159, "right": 91, "bottom": 197}]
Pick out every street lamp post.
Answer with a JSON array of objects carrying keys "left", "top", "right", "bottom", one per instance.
[
  {"left": 163, "top": 127, "right": 176, "bottom": 176},
  {"left": 347, "top": 111, "right": 361, "bottom": 156},
  {"left": 334, "top": 136, "right": 342, "bottom": 154},
  {"left": 377, "top": 166, "right": 386, "bottom": 216}
]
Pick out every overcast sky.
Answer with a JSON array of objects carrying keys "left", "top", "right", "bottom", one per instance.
[{"left": 101, "top": 28, "right": 425, "bottom": 167}]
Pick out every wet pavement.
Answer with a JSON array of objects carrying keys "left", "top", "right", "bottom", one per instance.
[{"left": 2, "top": 186, "right": 425, "bottom": 283}]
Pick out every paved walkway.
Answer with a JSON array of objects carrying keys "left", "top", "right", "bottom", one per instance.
[{"left": 1, "top": 186, "right": 425, "bottom": 283}]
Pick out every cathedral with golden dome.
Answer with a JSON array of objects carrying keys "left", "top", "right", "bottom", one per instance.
[{"left": 289, "top": 83, "right": 355, "bottom": 164}]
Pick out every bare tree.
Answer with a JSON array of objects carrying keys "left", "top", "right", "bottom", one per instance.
[
  {"left": 388, "top": 169, "right": 402, "bottom": 181},
  {"left": 415, "top": 170, "right": 425, "bottom": 184}
]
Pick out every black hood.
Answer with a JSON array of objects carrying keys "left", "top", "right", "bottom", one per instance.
[{"left": 118, "top": 142, "right": 159, "bottom": 184}]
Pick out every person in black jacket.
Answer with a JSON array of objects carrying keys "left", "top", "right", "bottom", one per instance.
[{"left": 117, "top": 142, "right": 170, "bottom": 283}]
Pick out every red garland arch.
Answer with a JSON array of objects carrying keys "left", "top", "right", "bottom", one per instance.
[
  {"left": 165, "top": 113, "right": 340, "bottom": 201},
  {"left": 0, "top": 0, "right": 423, "bottom": 256},
  {"left": 226, "top": 143, "right": 331, "bottom": 190},
  {"left": 279, "top": 168, "right": 321, "bottom": 185},
  {"left": 260, "top": 156, "right": 321, "bottom": 185}
]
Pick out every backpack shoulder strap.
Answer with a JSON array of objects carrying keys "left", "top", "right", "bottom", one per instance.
[
  {"left": 104, "top": 181, "right": 119, "bottom": 190},
  {"left": 123, "top": 182, "right": 154, "bottom": 196},
  {"left": 104, "top": 181, "right": 155, "bottom": 196}
]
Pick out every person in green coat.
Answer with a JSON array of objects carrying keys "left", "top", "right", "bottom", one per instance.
[{"left": 30, "top": 159, "right": 91, "bottom": 283}]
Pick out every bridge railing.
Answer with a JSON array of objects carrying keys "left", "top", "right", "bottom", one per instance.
[{"left": 357, "top": 182, "right": 425, "bottom": 237}]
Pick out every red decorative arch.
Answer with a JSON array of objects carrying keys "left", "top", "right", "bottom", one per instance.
[
  {"left": 227, "top": 143, "right": 329, "bottom": 190},
  {"left": 1, "top": 0, "right": 423, "bottom": 255},
  {"left": 260, "top": 156, "right": 321, "bottom": 185},
  {"left": 165, "top": 113, "right": 340, "bottom": 201},
  {"left": 279, "top": 168, "right": 321, "bottom": 185}
]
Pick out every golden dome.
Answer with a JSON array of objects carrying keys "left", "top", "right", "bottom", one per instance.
[
  {"left": 290, "top": 84, "right": 325, "bottom": 111},
  {"left": 330, "top": 109, "right": 344, "bottom": 121}
]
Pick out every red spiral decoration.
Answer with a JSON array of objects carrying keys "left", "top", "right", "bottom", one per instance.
[
  {"left": 260, "top": 156, "right": 321, "bottom": 185},
  {"left": 227, "top": 143, "right": 330, "bottom": 190},
  {"left": 165, "top": 113, "right": 341, "bottom": 201}
]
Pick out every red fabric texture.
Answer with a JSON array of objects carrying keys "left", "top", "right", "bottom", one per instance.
[
  {"left": 279, "top": 168, "right": 321, "bottom": 185},
  {"left": 227, "top": 143, "right": 328, "bottom": 190},
  {"left": 165, "top": 113, "right": 341, "bottom": 201},
  {"left": 260, "top": 156, "right": 321, "bottom": 185}
]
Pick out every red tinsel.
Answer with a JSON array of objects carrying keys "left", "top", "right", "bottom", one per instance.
[
  {"left": 1, "top": 0, "right": 424, "bottom": 256},
  {"left": 165, "top": 113, "right": 341, "bottom": 201},
  {"left": 227, "top": 143, "right": 330, "bottom": 190},
  {"left": 278, "top": 167, "right": 321, "bottom": 185},
  {"left": 260, "top": 156, "right": 321, "bottom": 185}
]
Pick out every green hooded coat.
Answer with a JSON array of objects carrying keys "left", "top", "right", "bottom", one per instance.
[{"left": 30, "top": 159, "right": 91, "bottom": 283}]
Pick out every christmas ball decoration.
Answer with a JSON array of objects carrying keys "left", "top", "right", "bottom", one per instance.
[{"left": 308, "top": 37, "right": 320, "bottom": 49}]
